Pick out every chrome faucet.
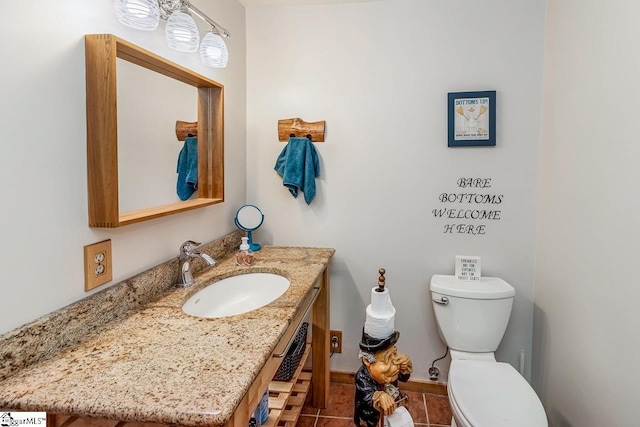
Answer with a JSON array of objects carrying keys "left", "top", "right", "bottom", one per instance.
[{"left": 178, "top": 240, "right": 216, "bottom": 287}]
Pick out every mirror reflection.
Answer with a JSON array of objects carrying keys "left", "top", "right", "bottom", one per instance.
[{"left": 117, "top": 58, "right": 198, "bottom": 212}]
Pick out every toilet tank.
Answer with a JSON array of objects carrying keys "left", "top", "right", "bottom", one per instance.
[{"left": 430, "top": 275, "right": 515, "bottom": 353}]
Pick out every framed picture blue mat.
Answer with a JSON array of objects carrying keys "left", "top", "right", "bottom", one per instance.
[{"left": 448, "top": 90, "right": 496, "bottom": 147}]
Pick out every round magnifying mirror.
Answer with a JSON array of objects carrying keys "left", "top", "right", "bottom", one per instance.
[{"left": 235, "top": 205, "right": 264, "bottom": 251}]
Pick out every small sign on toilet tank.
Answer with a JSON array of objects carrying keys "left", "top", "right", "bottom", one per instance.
[{"left": 455, "top": 255, "right": 481, "bottom": 282}]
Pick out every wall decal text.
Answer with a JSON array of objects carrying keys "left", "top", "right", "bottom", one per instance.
[{"left": 433, "top": 178, "right": 504, "bottom": 235}]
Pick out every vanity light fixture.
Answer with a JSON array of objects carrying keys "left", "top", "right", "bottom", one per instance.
[
  {"left": 165, "top": 9, "right": 200, "bottom": 52},
  {"left": 199, "top": 29, "right": 228, "bottom": 68},
  {"left": 114, "top": 0, "right": 160, "bottom": 31},
  {"left": 114, "top": 0, "right": 230, "bottom": 67}
]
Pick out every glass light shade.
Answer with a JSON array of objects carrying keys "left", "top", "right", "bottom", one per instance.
[
  {"left": 114, "top": 0, "right": 160, "bottom": 31},
  {"left": 165, "top": 11, "right": 200, "bottom": 52},
  {"left": 199, "top": 32, "right": 229, "bottom": 68}
]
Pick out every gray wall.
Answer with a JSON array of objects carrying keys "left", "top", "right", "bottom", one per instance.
[
  {"left": 245, "top": 0, "right": 546, "bottom": 382},
  {"left": 533, "top": 0, "right": 640, "bottom": 425}
]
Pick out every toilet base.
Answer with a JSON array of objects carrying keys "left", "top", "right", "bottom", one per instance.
[
  {"left": 448, "top": 386, "right": 471, "bottom": 427},
  {"left": 447, "top": 360, "right": 548, "bottom": 427}
]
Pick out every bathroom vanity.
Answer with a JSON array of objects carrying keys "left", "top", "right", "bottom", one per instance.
[{"left": 0, "top": 234, "right": 334, "bottom": 427}]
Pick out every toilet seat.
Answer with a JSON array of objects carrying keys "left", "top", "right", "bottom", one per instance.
[{"left": 448, "top": 360, "right": 547, "bottom": 427}]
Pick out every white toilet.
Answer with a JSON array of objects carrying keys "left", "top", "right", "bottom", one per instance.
[{"left": 430, "top": 275, "right": 547, "bottom": 427}]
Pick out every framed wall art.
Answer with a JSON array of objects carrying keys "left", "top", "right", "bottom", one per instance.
[{"left": 448, "top": 90, "right": 496, "bottom": 147}]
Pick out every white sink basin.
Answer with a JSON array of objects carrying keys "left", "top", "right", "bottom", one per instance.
[{"left": 182, "top": 273, "right": 290, "bottom": 318}]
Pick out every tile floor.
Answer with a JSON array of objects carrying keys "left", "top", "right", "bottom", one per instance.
[{"left": 297, "top": 382, "right": 452, "bottom": 426}]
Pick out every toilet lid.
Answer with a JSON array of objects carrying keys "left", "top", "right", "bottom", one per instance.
[{"left": 449, "top": 360, "right": 547, "bottom": 427}]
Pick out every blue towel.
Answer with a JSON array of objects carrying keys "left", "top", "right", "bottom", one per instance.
[
  {"left": 274, "top": 137, "right": 320, "bottom": 205},
  {"left": 176, "top": 136, "right": 198, "bottom": 201}
]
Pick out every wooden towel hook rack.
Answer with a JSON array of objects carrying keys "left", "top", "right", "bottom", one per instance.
[
  {"left": 176, "top": 120, "right": 198, "bottom": 141},
  {"left": 278, "top": 118, "right": 325, "bottom": 142}
]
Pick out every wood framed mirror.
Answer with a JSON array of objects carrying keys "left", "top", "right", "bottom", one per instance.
[{"left": 84, "top": 34, "right": 224, "bottom": 228}]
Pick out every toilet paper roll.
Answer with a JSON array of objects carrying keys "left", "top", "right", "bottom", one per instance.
[
  {"left": 384, "top": 407, "right": 414, "bottom": 427},
  {"left": 370, "top": 287, "right": 395, "bottom": 316},
  {"left": 364, "top": 304, "right": 395, "bottom": 339}
]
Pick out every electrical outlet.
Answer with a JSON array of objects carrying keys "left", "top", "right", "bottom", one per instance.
[
  {"left": 330, "top": 330, "right": 342, "bottom": 354},
  {"left": 84, "top": 239, "right": 113, "bottom": 291}
]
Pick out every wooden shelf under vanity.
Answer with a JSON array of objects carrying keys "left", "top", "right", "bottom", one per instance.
[{"left": 263, "top": 343, "right": 312, "bottom": 427}]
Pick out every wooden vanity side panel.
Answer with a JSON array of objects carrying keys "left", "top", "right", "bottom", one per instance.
[
  {"left": 224, "top": 355, "right": 283, "bottom": 427},
  {"left": 312, "top": 264, "right": 331, "bottom": 409}
]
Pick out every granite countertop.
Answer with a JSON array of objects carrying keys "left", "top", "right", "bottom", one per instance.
[{"left": 0, "top": 245, "right": 334, "bottom": 427}]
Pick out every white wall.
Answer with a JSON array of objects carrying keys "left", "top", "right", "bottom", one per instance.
[
  {"left": 0, "top": 0, "right": 246, "bottom": 335},
  {"left": 246, "top": 0, "right": 546, "bottom": 381},
  {"left": 533, "top": 1, "right": 640, "bottom": 425}
]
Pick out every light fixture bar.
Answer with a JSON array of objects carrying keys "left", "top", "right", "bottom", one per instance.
[
  {"left": 159, "top": 0, "right": 230, "bottom": 38},
  {"left": 185, "top": 2, "right": 230, "bottom": 38}
]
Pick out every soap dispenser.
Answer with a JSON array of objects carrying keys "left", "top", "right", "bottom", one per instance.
[{"left": 236, "top": 237, "right": 254, "bottom": 266}]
